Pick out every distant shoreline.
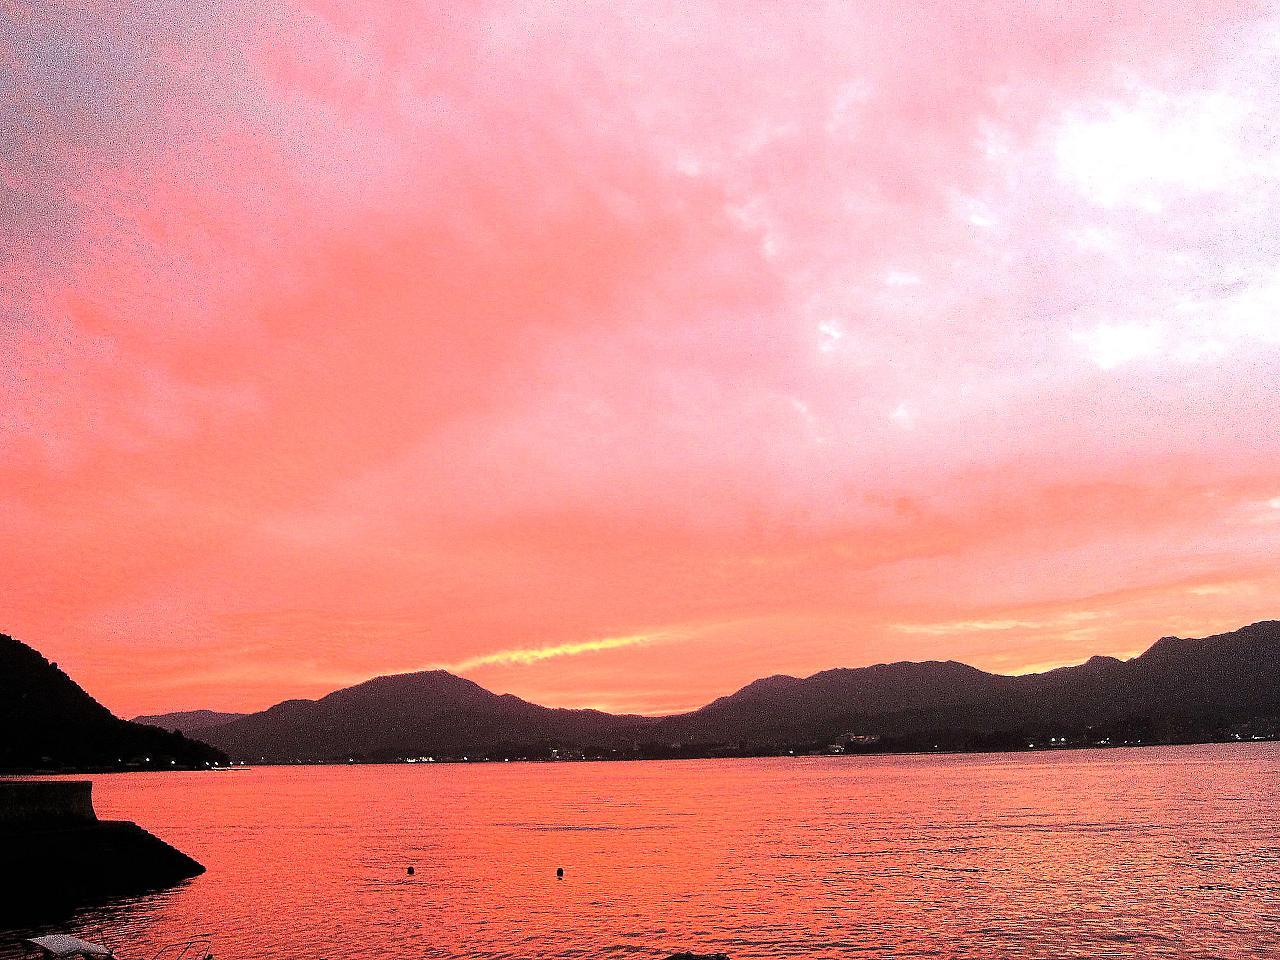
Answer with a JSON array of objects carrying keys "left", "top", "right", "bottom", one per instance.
[{"left": 6, "top": 734, "right": 1275, "bottom": 776}]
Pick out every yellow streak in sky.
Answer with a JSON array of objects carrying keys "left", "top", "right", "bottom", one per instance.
[
  {"left": 444, "top": 631, "right": 678, "bottom": 672},
  {"left": 891, "top": 611, "right": 1104, "bottom": 636}
]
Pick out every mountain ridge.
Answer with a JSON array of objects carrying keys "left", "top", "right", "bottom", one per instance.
[
  {"left": 158, "top": 620, "right": 1280, "bottom": 762},
  {"left": 133, "top": 708, "right": 248, "bottom": 735}
]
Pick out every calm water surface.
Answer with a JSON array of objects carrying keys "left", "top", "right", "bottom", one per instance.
[{"left": 4, "top": 745, "right": 1279, "bottom": 959}]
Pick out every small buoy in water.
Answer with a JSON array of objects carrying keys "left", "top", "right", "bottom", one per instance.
[
  {"left": 556, "top": 867, "right": 564, "bottom": 880},
  {"left": 407, "top": 866, "right": 415, "bottom": 876}
]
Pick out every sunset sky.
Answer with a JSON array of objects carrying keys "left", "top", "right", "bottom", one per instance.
[{"left": 4, "top": 1, "right": 1280, "bottom": 718}]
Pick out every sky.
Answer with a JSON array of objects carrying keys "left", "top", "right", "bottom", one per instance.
[{"left": 4, "top": 1, "right": 1280, "bottom": 718}]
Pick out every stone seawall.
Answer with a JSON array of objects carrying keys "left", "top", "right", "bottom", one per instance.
[
  {"left": 0, "top": 780, "right": 204, "bottom": 920},
  {"left": 0, "top": 780, "right": 96, "bottom": 825}
]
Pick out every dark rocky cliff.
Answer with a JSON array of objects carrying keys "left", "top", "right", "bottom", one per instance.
[{"left": 0, "top": 633, "right": 227, "bottom": 771}]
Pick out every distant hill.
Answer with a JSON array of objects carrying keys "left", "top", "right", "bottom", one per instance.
[
  {"left": 651, "top": 658, "right": 1013, "bottom": 745},
  {"left": 649, "top": 620, "right": 1280, "bottom": 751},
  {"left": 185, "top": 620, "right": 1280, "bottom": 762},
  {"left": 133, "top": 709, "right": 248, "bottom": 735},
  {"left": 199, "top": 670, "right": 654, "bottom": 762},
  {"left": 0, "top": 633, "right": 228, "bottom": 771}
]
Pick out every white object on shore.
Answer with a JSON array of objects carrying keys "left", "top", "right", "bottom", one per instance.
[
  {"left": 22, "top": 936, "right": 114, "bottom": 959},
  {"left": 23, "top": 935, "right": 213, "bottom": 960}
]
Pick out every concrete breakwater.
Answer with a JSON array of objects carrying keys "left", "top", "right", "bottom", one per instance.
[
  {"left": 0, "top": 780, "right": 204, "bottom": 919},
  {"left": 0, "top": 780, "right": 96, "bottom": 825}
]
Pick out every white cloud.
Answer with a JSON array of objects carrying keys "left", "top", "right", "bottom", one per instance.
[
  {"left": 1073, "top": 322, "right": 1164, "bottom": 370},
  {"left": 884, "top": 270, "right": 922, "bottom": 287},
  {"left": 1055, "top": 90, "right": 1247, "bottom": 209},
  {"left": 1175, "top": 272, "right": 1280, "bottom": 354},
  {"left": 817, "top": 319, "right": 845, "bottom": 352},
  {"left": 1071, "top": 271, "right": 1280, "bottom": 371}
]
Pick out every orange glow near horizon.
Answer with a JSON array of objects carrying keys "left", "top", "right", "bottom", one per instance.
[{"left": 4, "top": 2, "right": 1280, "bottom": 718}]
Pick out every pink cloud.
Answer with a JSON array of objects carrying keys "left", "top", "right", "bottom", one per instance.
[{"left": 2, "top": 0, "right": 1278, "bottom": 715}]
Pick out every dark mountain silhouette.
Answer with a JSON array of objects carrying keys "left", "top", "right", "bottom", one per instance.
[
  {"left": 201, "top": 669, "right": 654, "bottom": 761},
  {"left": 186, "top": 620, "right": 1280, "bottom": 762},
  {"left": 132, "top": 709, "right": 248, "bottom": 735},
  {"left": 0, "top": 633, "right": 228, "bottom": 771},
  {"left": 651, "top": 621, "right": 1280, "bottom": 750},
  {"left": 651, "top": 659, "right": 1011, "bottom": 744}
]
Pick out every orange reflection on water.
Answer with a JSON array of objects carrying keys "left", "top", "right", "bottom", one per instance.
[{"left": 6, "top": 745, "right": 1279, "bottom": 960}]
